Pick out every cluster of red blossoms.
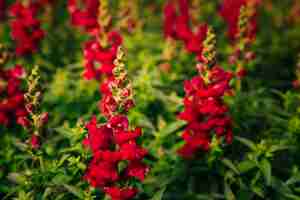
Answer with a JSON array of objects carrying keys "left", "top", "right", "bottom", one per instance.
[
  {"left": 0, "top": 0, "right": 6, "bottom": 21},
  {"left": 9, "top": 1, "right": 45, "bottom": 56},
  {"left": 83, "top": 31, "right": 122, "bottom": 80},
  {"left": 178, "top": 64, "right": 233, "bottom": 158},
  {"left": 163, "top": 0, "right": 208, "bottom": 61},
  {"left": 68, "top": 0, "right": 123, "bottom": 80},
  {"left": 83, "top": 116, "right": 148, "bottom": 200},
  {"left": 83, "top": 48, "right": 149, "bottom": 200},
  {"left": 219, "top": 0, "right": 261, "bottom": 41},
  {"left": 0, "top": 65, "right": 28, "bottom": 126},
  {"left": 67, "top": 0, "right": 99, "bottom": 35}
]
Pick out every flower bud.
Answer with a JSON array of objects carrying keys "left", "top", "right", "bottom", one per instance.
[
  {"left": 40, "top": 112, "right": 49, "bottom": 125},
  {"left": 228, "top": 55, "right": 237, "bottom": 65},
  {"left": 123, "top": 99, "right": 134, "bottom": 112},
  {"left": 25, "top": 103, "right": 34, "bottom": 113},
  {"left": 293, "top": 80, "right": 300, "bottom": 89},
  {"left": 237, "top": 68, "right": 247, "bottom": 78},
  {"left": 30, "top": 134, "right": 40, "bottom": 150},
  {"left": 17, "top": 116, "right": 30, "bottom": 128},
  {"left": 244, "top": 51, "right": 255, "bottom": 62}
]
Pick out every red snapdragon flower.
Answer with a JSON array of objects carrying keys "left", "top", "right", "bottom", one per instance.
[
  {"left": 83, "top": 48, "right": 149, "bottom": 200},
  {"left": 0, "top": 65, "right": 28, "bottom": 127},
  {"left": 83, "top": 115, "right": 149, "bottom": 200},
  {"left": 178, "top": 66, "right": 233, "bottom": 158},
  {"left": 30, "top": 134, "right": 40, "bottom": 149},
  {"left": 83, "top": 31, "right": 122, "bottom": 80},
  {"left": 219, "top": 0, "right": 261, "bottom": 41},
  {"left": 67, "top": 0, "right": 99, "bottom": 34},
  {"left": 163, "top": 0, "right": 207, "bottom": 61},
  {"left": 104, "top": 187, "right": 138, "bottom": 200},
  {"left": 9, "top": 1, "right": 45, "bottom": 56},
  {"left": 163, "top": 1, "right": 177, "bottom": 38},
  {"left": 68, "top": 0, "right": 123, "bottom": 81}
]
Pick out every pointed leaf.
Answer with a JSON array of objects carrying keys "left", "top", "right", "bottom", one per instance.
[
  {"left": 224, "top": 183, "right": 236, "bottom": 200},
  {"left": 222, "top": 159, "right": 240, "bottom": 175},
  {"left": 238, "top": 160, "right": 256, "bottom": 174},
  {"left": 235, "top": 136, "right": 256, "bottom": 151},
  {"left": 157, "top": 121, "right": 186, "bottom": 138},
  {"left": 260, "top": 159, "right": 272, "bottom": 186},
  {"left": 63, "top": 184, "right": 84, "bottom": 199},
  {"left": 150, "top": 187, "right": 166, "bottom": 200}
]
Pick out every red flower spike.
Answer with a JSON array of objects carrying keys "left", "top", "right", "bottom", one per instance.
[
  {"left": 163, "top": 1, "right": 177, "bottom": 38},
  {"left": 219, "top": 0, "right": 261, "bottom": 41},
  {"left": 0, "top": 65, "right": 28, "bottom": 127},
  {"left": 9, "top": 1, "right": 45, "bottom": 56},
  {"left": 163, "top": 1, "right": 208, "bottom": 60},
  {"left": 67, "top": 0, "right": 99, "bottom": 34},
  {"left": 82, "top": 31, "right": 122, "bottom": 80},
  {"left": 178, "top": 65, "right": 233, "bottom": 158},
  {"left": 83, "top": 48, "right": 148, "bottom": 200}
]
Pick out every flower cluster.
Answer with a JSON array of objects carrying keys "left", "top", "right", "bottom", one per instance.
[
  {"left": 9, "top": 1, "right": 45, "bottom": 56},
  {"left": 219, "top": 0, "right": 261, "bottom": 41},
  {"left": 83, "top": 47, "right": 149, "bottom": 200},
  {"left": 83, "top": 31, "right": 122, "bottom": 80},
  {"left": 0, "top": 64, "right": 27, "bottom": 127},
  {"left": 67, "top": 0, "right": 99, "bottom": 35},
  {"left": 68, "top": 0, "right": 123, "bottom": 80},
  {"left": 20, "top": 66, "right": 49, "bottom": 149},
  {"left": 178, "top": 65, "right": 233, "bottom": 158},
  {"left": 0, "top": 0, "right": 6, "bottom": 21},
  {"left": 220, "top": 0, "right": 261, "bottom": 87},
  {"left": 163, "top": 0, "right": 208, "bottom": 61},
  {"left": 178, "top": 27, "right": 234, "bottom": 158}
]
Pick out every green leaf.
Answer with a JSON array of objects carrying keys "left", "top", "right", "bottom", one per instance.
[
  {"left": 54, "top": 127, "right": 72, "bottom": 137},
  {"left": 235, "top": 136, "right": 257, "bottom": 151},
  {"left": 237, "top": 189, "right": 252, "bottom": 200},
  {"left": 150, "top": 187, "right": 166, "bottom": 200},
  {"left": 271, "top": 177, "right": 293, "bottom": 196},
  {"left": 251, "top": 171, "right": 261, "bottom": 186},
  {"left": 7, "top": 173, "right": 26, "bottom": 184},
  {"left": 52, "top": 174, "right": 72, "bottom": 185},
  {"left": 157, "top": 121, "right": 186, "bottom": 139},
  {"left": 58, "top": 154, "right": 70, "bottom": 167},
  {"left": 224, "top": 183, "right": 236, "bottom": 200},
  {"left": 284, "top": 194, "right": 300, "bottom": 200},
  {"left": 196, "top": 194, "right": 214, "bottom": 200},
  {"left": 42, "top": 188, "right": 53, "bottom": 199},
  {"left": 238, "top": 160, "right": 256, "bottom": 174},
  {"left": 63, "top": 184, "right": 84, "bottom": 199},
  {"left": 286, "top": 173, "right": 300, "bottom": 185},
  {"left": 222, "top": 159, "right": 240, "bottom": 175},
  {"left": 294, "top": 187, "right": 300, "bottom": 193},
  {"left": 251, "top": 186, "right": 265, "bottom": 198},
  {"left": 260, "top": 159, "right": 272, "bottom": 186},
  {"left": 268, "top": 145, "right": 292, "bottom": 153}
]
